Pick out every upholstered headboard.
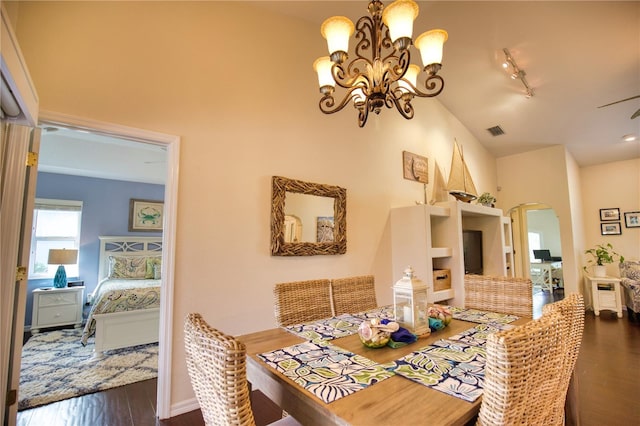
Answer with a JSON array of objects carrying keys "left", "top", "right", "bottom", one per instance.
[{"left": 98, "top": 236, "right": 163, "bottom": 282}]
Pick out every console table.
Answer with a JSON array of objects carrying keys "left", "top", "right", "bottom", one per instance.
[{"left": 585, "top": 275, "right": 623, "bottom": 318}]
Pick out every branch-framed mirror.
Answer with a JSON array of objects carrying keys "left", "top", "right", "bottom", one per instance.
[{"left": 271, "top": 176, "right": 346, "bottom": 256}]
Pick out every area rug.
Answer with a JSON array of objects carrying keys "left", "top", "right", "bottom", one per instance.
[{"left": 18, "top": 328, "right": 158, "bottom": 411}]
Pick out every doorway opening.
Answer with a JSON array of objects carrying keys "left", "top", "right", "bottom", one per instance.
[
  {"left": 509, "top": 203, "right": 565, "bottom": 312},
  {"left": 17, "top": 111, "right": 179, "bottom": 419}
]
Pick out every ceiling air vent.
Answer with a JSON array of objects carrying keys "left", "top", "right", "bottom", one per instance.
[{"left": 486, "top": 125, "right": 505, "bottom": 136}]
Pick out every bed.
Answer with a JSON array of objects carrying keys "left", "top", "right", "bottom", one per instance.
[{"left": 81, "top": 236, "right": 162, "bottom": 355}]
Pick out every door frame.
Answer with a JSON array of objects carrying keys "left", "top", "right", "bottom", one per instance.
[{"left": 37, "top": 110, "right": 180, "bottom": 419}]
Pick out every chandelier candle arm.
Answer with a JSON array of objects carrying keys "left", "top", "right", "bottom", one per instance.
[{"left": 313, "top": 0, "right": 448, "bottom": 127}]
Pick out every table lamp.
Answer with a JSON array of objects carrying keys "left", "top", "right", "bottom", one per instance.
[{"left": 48, "top": 248, "right": 78, "bottom": 288}]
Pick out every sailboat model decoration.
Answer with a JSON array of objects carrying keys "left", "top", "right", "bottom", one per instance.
[{"left": 446, "top": 141, "right": 478, "bottom": 203}]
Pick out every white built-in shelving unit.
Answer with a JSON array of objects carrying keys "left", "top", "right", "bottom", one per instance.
[{"left": 390, "top": 200, "right": 512, "bottom": 307}]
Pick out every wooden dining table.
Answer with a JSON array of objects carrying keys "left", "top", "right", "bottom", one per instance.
[{"left": 239, "top": 314, "right": 529, "bottom": 426}]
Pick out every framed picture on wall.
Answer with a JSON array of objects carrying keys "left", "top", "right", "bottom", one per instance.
[
  {"left": 600, "top": 222, "right": 622, "bottom": 235},
  {"left": 129, "top": 199, "right": 164, "bottom": 232},
  {"left": 624, "top": 211, "right": 640, "bottom": 228},
  {"left": 316, "top": 216, "right": 334, "bottom": 242},
  {"left": 599, "top": 208, "right": 620, "bottom": 221},
  {"left": 402, "top": 151, "right": 428, "bottom": 184}
]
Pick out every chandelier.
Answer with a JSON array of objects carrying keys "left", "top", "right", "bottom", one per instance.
[{"left": 313, "top": 0, "right": 448, "bottom": 127}]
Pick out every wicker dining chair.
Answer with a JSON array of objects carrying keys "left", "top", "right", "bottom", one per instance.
[
  {"left": 331, "top": 275, "right": 378, "bottom": 315},
  {"left": 477, "top": 309, "right": 568, "bottom": 425},
  {"left": 542, "top": 293, "right": 585, "bottom": 425},
  {"left": 184, "top": 313, "right": 300, "bottom": 426},
  {"left": 464, "top": 274, "right": 533, "bottom": 317},
  {"left": 273, "top": 279, "right": 332, "bottom": 327}
]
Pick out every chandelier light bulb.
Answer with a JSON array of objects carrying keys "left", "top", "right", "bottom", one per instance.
[
  {"left": 415, "top": 29, "right": 448, "bottom": 69},
  {"left": 321, "top": 16, "right": 355, "bottom": 62},
  {"left": 382, "top": 0, "right": 419, "bottom": 48},
  {"left": 313, "top": 56, "right": 336, "bottom": 93},
  {"left": 398, "top": 64, "right": 421, "bottom": 94}
]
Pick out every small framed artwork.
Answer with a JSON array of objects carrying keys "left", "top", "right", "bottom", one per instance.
[
  {"left": 624, "top": 211, "right": 640, "bottom": 228},
  {"left": 316, "top": 216, "right": 335, "bottom": 242},
  {"left": 600, "top": 222, "right": 622, "bottom": 235},
  {"left": 402, "top": 151, "right": 428, "bottom": 184},
  {"left": 129, "top": 199, "right": 164, "bottom": 232},
  {"left": 599, "top": 208, "right": 620, "bottom": 221}
]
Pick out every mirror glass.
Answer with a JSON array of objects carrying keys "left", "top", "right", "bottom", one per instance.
[
  {"left": 285, "top": 193, "right": 335, "bottom": 243},
  {"left": 271, "top": 176, "right": 346, "bottom": 256}
]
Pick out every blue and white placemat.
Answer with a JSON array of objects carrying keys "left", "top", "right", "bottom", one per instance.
[
  {"left": 384, "top": 322, "right": 514, "bottom": 402},
  {"left": 447, "top": 306, "right": 519, "bottom": 324},
  {"left": 258, "top": 341, "right": 393, "bottom": 404},
  {"left": 284, "top": 306, "right": 396, "bottom": 343},
  {"left": 351, "top": 305, "right": 395, "bottom": 321},
  {"left": 284, "top": 314, "right": 364, "bottom": 343}
]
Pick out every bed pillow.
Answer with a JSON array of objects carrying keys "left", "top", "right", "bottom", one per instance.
[
  {"left": 109, "top": 255, "right": 147, "bottom": 279},
  {"left": 146, "top": 256, "right": 162, "bottom": 279}
]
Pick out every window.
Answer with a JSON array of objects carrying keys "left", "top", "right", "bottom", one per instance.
[
  {"left": 528, "top": 231, "right": 542, "bottom": 263},
  {"left": 29, "top": 199, "right": 82, "bottom": 279}
]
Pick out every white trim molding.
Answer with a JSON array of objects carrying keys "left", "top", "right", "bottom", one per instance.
[{"left": 38, "top": 110, "right": 180, "bottom": 419}]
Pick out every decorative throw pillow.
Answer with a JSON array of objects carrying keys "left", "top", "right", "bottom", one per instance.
[
  {"left": 625, "top": 268, "right": 640, "bottom": 281},
  {"left": 109, "top": 256, "right": 147, "bottom": 279},
  {"left": 153, "top": 263, "right": 161, "bottom": 280},
  {"left": 146, "top": 257, "right": 162, "bottom": 279}
]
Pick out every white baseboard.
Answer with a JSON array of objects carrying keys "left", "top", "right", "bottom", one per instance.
[{"left": 168, "top": 397, "right": 199, "bottom": 418}]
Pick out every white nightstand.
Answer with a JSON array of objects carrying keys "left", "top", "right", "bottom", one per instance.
[
  {"left": 585, "top": 275, "right": 623, "bottom": 318},
  {"left": 31, "top": 286, "right": 84, "bottom": 333}
]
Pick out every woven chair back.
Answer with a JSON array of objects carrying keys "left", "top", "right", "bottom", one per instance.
[
  {"left": 541, "top": 293, "right": 585, "bottom": 424},
  {"left": 273, "top": 279, "right": 332, "bottom": 326},
  {"left": 478, "top": 309, "right": 568, "bottom": 425},
  {"left": 464, "top": 274, "right": 533, "bottom": 317},
  {"left": 331, "top": 275, "right": 377, "bottom": 315},
  {"left": 184, "top": 313, "right": 256, "bottom": 426}
]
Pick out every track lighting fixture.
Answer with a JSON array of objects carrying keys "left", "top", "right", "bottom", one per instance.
[{"left": 502, "top": 48, "right": 534, "bottom": 98}]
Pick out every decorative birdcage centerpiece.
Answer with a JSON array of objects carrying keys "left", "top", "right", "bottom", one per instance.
[{"left": 393, "top": 266, "right": 430, "bottom": 336}]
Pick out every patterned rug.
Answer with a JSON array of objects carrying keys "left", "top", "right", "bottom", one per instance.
[{"left": 18, "top": 328, "right": 158, "bottom": 411}]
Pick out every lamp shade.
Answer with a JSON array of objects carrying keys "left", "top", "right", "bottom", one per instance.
[
  {"left": 415, "top": 29, "right": 448, "bottom": 67},
  {"left": 321, "top": 16, "right": 355, "bottom": 57},
  {"left": 398, "top": 64, "right": 421, "bottom": 93},
  {"left": 382, "top": 0, "right": 419, "bottom": 43},
  {"left": 48, "top": 249, "right": 78, "bottom": 265},
  {"left": 313, "top": 56, "right": 335, "bottom": 89}
]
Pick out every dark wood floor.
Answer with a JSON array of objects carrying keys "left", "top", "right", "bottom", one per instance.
[
  {"left": 16, "top": 379, "right": 282, "bottom": 426},
  {"left": 16, "top": 289, "right": 640, "bottom": 426}
]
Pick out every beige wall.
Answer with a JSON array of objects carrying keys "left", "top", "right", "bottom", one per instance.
[
  {"left": 11, "top": 1, "right": 499, "bottom": 412},
  {"left": 496, "top": 145, "right": 581, "bottom": 293},
  {"left": 580, "top": 158, "right": 640, "bottom": 270},
  {"left": 497, "top": 148, "right": 640, "bottom": 296}
]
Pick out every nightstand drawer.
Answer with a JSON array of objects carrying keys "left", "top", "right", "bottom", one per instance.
[
  {"left": 38, "top": 292, "right": 79, "bottom": 307},
  {"left": 36, "top": 305, "right": 79, "bottom": 325}
]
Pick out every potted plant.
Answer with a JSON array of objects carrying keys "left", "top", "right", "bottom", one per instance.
[
  {"left": 476, "top": 192, "right": 496, "bottom": 207},
  {"left": 584, "top": 243, "right": 624, "bottom": 277}
]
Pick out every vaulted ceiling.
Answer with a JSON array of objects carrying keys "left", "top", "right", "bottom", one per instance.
[
  {"left": 39, "top": 1, "right": 639, "bottom": 183},
  {"left": 260, "top": 0, "right": 640, "bottom": 166}
]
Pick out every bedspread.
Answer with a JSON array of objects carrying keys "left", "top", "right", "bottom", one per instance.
[{"left": 81, "top": 278, "right": 160, "bottom": 345}]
